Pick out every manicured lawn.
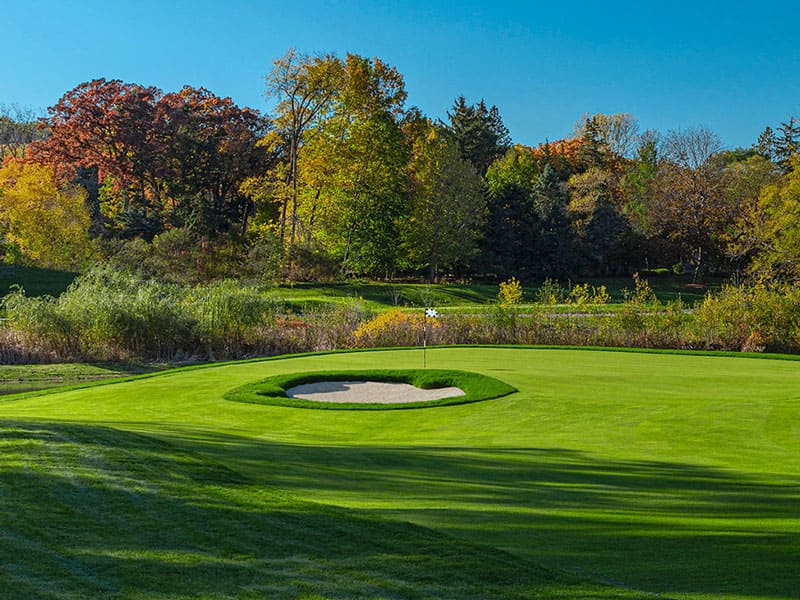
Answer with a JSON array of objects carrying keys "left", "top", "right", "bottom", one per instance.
[{"left": 2, "top": 347, "right": 798, "bottom": 598}]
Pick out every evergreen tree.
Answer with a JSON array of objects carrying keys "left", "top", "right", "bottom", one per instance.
[
  {"left": 577, "top": 117, "right": 608, "bottom": 169},
  {"left": 447, "top": 96, "right": 511, "bottom": 176},
  {"left": 757, "top": 117, "right": 800, "bottom": 170},
  {"left": 532, "top": 163, "right": 574, "bottom": 277},
  {"left": 480, "top": 147, "right": 539, "bottom": 278}
]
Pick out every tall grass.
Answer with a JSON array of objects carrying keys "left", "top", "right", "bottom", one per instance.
[
  {"left": 2, "top": 268, "right": 280, "bottom": 361},
  {"left": 3, "top": 270, "right": 799, "bottom": 362}
]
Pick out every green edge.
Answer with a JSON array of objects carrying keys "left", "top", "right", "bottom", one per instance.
[{"left": 224, "top": 368, "right": 517, "bottom": 410}]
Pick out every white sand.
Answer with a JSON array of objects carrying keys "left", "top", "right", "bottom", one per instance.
[{"left": 285, "top": 381, "right": 465, "bottom": 404}]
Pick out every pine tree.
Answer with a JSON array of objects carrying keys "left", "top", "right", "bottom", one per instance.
[
  {"left": 532, "top": 163, "right": 574, "bottom": 277},
  {"left": 757, "top": 117, "right": 799, "bottom": 170},
  {"left": 448, "top": 96, "right": 511, "bottom": 176}
]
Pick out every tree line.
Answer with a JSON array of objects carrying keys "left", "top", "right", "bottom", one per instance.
[{"left": 1, "top": 50, "right": 799, "bottom": 283}]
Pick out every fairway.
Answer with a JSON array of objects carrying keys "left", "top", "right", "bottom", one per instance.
[{"left": 2, "top": 347, "right": 799, "bottom": 599}]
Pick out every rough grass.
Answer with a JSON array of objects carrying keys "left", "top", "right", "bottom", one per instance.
[
  {"left": 225, "top": 368, "right": 516, "bottom": 410},
  {"left": 1, "top": 346, "right": 799, "bottom": 599}
]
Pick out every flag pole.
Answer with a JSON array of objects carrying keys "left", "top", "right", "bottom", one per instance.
[
  {"left": 423, "top": 308, "right": 427, "bottom": 368},
  {"left": 423, "top": 308, "right": 438, "bottom": 368}
]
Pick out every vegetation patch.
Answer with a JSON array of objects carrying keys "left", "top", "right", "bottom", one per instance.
[{"left": 225, "top": 368, "right": 516, "bottom": 410}]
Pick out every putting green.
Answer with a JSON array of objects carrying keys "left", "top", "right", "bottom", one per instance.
[{"left": 2, "top": 346, "right": 799, "bottom": 599}]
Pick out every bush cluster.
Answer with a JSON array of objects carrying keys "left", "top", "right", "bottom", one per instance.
[
  {"left": 3, "top": 271, "right": 800, "bottom": 363},
  {"left": 696, "top": 282, "right": 800, "bottom": 352},
  {"left": 2, "top": 267, "right": 280, "bottom": 361}
]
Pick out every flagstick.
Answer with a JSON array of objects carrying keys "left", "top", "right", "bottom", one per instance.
[
  {"left": 422, "top": 308, "right": 438, "bottom": 368},
  {"left": 423, "top": 310, "right": 427, "bottom": 368}
]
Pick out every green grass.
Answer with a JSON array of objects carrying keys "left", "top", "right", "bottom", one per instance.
[
  {"left": 0, "top": 267, "right": 721, "bottom": 314},
  {"left": 225, "top": 368, "right": 516, "bottom": 409},
  {"left": 277, "top": 276, "right": 722, "bottom": 313},
  {"left": 1, "top": 347, "right": 798, "bottom": 598},
  {"left": 0, "top": 263, "right": 78, "bottom": 298},
  {"left": 0, "top": 362, "right": 172, "bottom": 396}
]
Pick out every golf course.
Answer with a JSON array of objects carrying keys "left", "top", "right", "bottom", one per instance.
[{"left": 1, "top": 346, "right": 798, "bottom": 599}]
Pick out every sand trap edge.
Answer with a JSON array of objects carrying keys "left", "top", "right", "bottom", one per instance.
[{"left": 224, "top": 368, "right": 517, "bottom": 410}]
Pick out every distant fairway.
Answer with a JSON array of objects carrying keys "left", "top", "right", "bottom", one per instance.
[{"left": 2, "top": 347, "right": 799, "bottom": 599}]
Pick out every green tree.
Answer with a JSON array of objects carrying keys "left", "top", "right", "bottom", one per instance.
[
  {"left": 622, "top": 130, "right": 660, "bottom": 234},
  {"left": 532, "top": 163, "right": 574, "bottom": 277},
  {"left": 265, "top": 49, "right": 342, "bottom": 252},
  {"left": 403, "top": 124, "right": 486, "bottom": 281},
  {"left": 733, "top": 158, "right": 800, "bottom": 281},
  {"left": 757, "top": 116, "right": 800, "bottom": 170},
  {"left": 291, "top": 53, "right": 411, "bottom": 276},
  {"left": 568, "top": 167, "right": 628, "bottom": 274},
  {"left": 481, "top": 146, "right": 540, "bottom": 277},
  {"left": 311, "top": 111, "right": 409, "bottom": 276},
  {"left": 720, "top": 154, "right": 780, "bottom": 270},
  {"left": 448, "top": 96, "right": 510, "bottom": 176}
]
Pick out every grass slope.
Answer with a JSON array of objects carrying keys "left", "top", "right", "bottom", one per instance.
[
  {"left": 0, "top": 362, "right": 169, "bottom": 397},
  {"left": 2, "top": 347, "right": 799, "bottom": 599},
  {"left": 277, "top": 275, "right": 720, "bottom": 312},
  {"left": 0, "top": 420, "right": 641, "bottom": 599},
  {"left": 0, "top": 264, "right": 77, "bottom": 298}
]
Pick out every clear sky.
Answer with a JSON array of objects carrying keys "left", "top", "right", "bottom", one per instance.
[{"left": 3, "top": 0, "right": 798, "bottom": 149}]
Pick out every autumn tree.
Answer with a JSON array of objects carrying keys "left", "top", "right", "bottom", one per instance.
[
  {"left": 158, "top": 86, "right": 273, "bottom": 236},
  {"left": 0, "top": 104, "right": 46, "bottom": 160},
  {"left": 574, "top": 112, "right": 640, "bottom": 158},
  {"left": 402, "top": 123, "right": 486, "bottom": 280},
  {"left": 29, "top": 79, "right": 161, "bottom": 234},
  {"left": 291, "top": 53, "right": 410, "bottom": 276},
  {"left": 31, "top": 79, "right": 271, "bottom": 239},
  {"left": 265, "top": 49, "right": 342, "bottom": 252},
  {"left": 650, "top": 127, "right": 730, "bottom": 280},
  {"left": 530, "top": 137, "right": 584, "bottom": 180},
  {"left": 0, "top": 160, "right": 93, "bottom": 269}
]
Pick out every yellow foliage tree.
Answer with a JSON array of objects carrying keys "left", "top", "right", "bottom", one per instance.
[{"left": 0, "top": 160, "right": 93, "bottom": 270}]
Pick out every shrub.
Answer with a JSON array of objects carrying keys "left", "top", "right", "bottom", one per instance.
[
  {"left": 352, "top": 309, "right": 439, "bottom": 348},
  {"left": 696, "top": 283, "right": 800, "bottom": 352},
  {"left": 567, "top": 283, "right": 610, "bottom": 306},
  {"left": 622, "top": 273, "right": 658, "bottom": 307},
  {"left": 536, "top": 278, "right": 566, "bottom": 305},
  {"left": 497, "top": 277, "right": 524, "bottom": 307}
]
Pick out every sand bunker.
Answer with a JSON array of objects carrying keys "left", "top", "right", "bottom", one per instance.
[{"left": 285, "top": 381, "right": 465, "bottom": 404}]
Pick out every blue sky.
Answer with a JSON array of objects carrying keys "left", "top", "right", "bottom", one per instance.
[{"left": 3, "top": 0, "right": 798, "bottom": 149}]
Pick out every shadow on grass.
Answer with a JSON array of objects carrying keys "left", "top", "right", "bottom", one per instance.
[
  {"left": 0, "top": 420, "right": 644, "bottom": 600},
  {"left": 146, "top": 427, "right": 800, "bottom": 599}
]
